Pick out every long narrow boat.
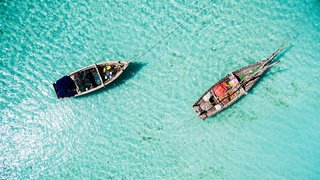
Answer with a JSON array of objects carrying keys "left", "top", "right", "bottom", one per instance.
[
  {"left": 193, "top": 41, "right": 287, "bottom": 120},
  {"left": 53, "top": 61, "right": 130, "bottom": 99}
]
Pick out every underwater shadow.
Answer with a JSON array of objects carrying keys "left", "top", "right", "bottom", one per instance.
[
  {"left": 76, "top": 62, "right": 146, "bottom": 98},
  {"left": 267, "top": 44, "right": 291, "bottom": 75},
  {"left": 105, "top": 61, "right": 146, "bottom": 89}
]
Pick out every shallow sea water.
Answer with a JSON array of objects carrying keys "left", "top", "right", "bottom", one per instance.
[{"left": 1, "top": 0, "right": 319, "bottom": 179}]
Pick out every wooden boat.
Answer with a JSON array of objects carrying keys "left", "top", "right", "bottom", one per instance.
[
  {"left": 53, "top": 61, "right": 130, "bottom": 99},
  {"left": 193, "top": 42, "right": 287, "bottom": 120}
]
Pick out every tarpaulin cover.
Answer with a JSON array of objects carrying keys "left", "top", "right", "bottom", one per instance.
[
  {"left": 213, "top": 82, "right": 228, "bottom": 97},
  {"left": 55, "top": 76, "right": 77, "bottom": 98}
]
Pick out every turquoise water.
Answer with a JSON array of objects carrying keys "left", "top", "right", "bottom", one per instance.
[{"left": 1, "top": 0, "right": 319, "bottom": 179}]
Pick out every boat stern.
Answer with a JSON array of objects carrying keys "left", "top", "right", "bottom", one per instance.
[{"left": 192, "top": 105, "right": 206, "bottom": 120}]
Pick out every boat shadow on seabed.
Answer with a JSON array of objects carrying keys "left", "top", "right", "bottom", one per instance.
[{"left": 76, "top": 62, "right": 146, "bottom": 98}]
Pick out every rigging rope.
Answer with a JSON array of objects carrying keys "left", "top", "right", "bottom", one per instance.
[{"left": 131, "top": 0, "right": 214, "bottom": 62}]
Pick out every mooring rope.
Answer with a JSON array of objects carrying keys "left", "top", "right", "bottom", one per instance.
[
  {"left": 284, "top": 2, "right": 317, "bottom": 42},
  {"left": 131, "top": 0, "right": 214, "bottom": 62}
]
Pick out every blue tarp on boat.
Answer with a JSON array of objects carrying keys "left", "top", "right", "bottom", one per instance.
[{"left": 55, "top": 76, "right": 77, "bottom": 98}]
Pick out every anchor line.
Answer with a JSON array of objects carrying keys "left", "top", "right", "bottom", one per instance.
[
  {"left": 281, "top": 2, "right": 316, "bottom": 43},
  {"left": 131, "top": 0, "right": 214, "bottom": 62},
  {"left": 177, "top": 114, "right": 199, "bottom": 130}
]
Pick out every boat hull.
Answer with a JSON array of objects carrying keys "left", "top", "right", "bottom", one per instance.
[
  {"left": 53, "top": 61, "right": 130, "bottom": 99},
  {"left": 192, "top": 42, "right": 286, "bottom": 120}
]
